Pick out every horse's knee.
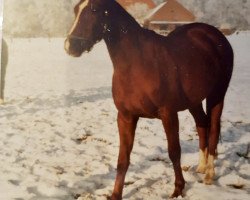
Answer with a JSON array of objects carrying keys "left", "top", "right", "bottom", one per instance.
[{"left": 117, "top": 160, "right": 130, "bottom": 174}]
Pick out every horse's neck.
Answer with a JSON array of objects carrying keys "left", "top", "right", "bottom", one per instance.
[
  {"left": 103, "top": 1, "right": 142, "bottom": 67},
  {"left": 104, "top": 23, "right": 140, "bottom": 46},
  {"left": 104, "top": 27, "right": 142, "bottom": 68},
  {"left": 103, "top": 17, "right": 143, "bottom": 68}
]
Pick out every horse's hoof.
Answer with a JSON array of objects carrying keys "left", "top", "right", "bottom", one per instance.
[
  {"left": 204, "top": 175, "right": 213, "bottom": 185},
  {"left": 170, "top": 188, "right": 183, "bottom": 199},
  {"left": 106, "top": 195, "right": 113, "bottom": 200},
  {"left": 204, "top": 178, "right": 213, "bottom": 185},
  {"left": 106, "top": 196, "right": 112, "bottom": 200},
  {"left": 107, "top": 193, "right": 122, "bottom": 200},
  {"left": 204, "top": 173, "right": 214, "bottom": 185},
  {"left": 204, "top": 167, "right": 215, "bottom": 185},
  {"left": 196, "top": 164, "right": 206, "bottom": 174}
]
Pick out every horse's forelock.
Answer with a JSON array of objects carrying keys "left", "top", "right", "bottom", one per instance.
[{"left": 69, "top": 0, "right": 90, "bottom": 35}]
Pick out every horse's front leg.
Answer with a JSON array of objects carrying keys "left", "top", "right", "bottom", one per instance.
[
  {"left": 161, "top": 110, "right": 185, "bottom": 198},
  {"left": 110, "top": 112, "right": 138, "bottom": 200}
]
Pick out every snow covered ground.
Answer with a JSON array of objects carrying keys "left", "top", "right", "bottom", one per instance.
[{"left": 0, "top": 32, "right": 249, "bottom": 200}]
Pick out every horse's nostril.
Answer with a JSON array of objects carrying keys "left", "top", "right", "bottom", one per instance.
[{"left": 64, "top": 35, "right": 92, "bottom": 56}]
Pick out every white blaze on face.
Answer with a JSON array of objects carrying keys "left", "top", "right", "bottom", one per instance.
[
  {"left": 65, "top": 0, "right": 89, "bottom": 53},
  {"left": 69, "top": 0, "right": 89, "bottom": 35}
]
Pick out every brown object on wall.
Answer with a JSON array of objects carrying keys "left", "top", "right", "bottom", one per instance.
[
  {"left": 144, "top": 0, "right": 195, "bottom": 35},
  {"left": 117, "top": 0, "right": 156, "bottom": 9}
]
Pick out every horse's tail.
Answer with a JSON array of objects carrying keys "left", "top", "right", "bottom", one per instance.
[{"left": 206, "top": 33, "right": 234, "bottom": 155}]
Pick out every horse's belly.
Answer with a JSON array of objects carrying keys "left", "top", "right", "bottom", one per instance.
[{"left": 113, "top": 91, "right": 159, "bottom": 118}]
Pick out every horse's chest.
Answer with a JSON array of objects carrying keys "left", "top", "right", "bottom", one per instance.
[{"left": 112, "top": 74, "right": 159, "bottom": 117}]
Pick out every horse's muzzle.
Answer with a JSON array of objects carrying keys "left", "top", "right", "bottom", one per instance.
[{"left": 64, "top": 35, "right": 92, "bottom": 57}]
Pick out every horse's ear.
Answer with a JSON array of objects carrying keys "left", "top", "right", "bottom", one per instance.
[
  {"left": 102, "top": 0, "right": 115, "bottom": 5},
  {"left": 95, "top": 0, "right": 114, "bottom": 4}
]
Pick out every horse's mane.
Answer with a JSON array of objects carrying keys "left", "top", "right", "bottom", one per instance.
[
  {"left": 111, "top": 1, "right": 141, "bottom": 29},
  {"left": 111, "top": 0, "right": 166, "bottom": 40},
  {"left": 104, "top": 0, "right": 167, "bottom": 45}
]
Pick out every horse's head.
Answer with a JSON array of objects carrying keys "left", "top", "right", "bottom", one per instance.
[{"left": 65, "top": 0, "right": 111, "bottom": 57}]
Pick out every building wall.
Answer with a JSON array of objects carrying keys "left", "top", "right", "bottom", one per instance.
[
  {"left": 2, "top": 0, "right": 250, "bottom": 38},
  {"left": 155, "top": 0, "right": 250, "bottom": 30},
  {"left": 148, "top": 22, "right": 189, "bottom": 35}
]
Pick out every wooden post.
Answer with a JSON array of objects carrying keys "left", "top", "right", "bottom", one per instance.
[{"left": 0, "top": 1, "right": 4, "bottom": 104}]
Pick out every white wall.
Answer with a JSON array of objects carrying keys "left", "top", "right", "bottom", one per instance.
[{"left": 3, "top": 0, "right": 78, "bottom": 37}]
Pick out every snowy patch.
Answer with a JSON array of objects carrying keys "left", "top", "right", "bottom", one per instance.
[{"left": 0, "top": 34, "right": 249, "bottom": 199}]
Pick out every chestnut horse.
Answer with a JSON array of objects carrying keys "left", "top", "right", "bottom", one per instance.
[{"left": 65, "top": 0, "right": 233, "bottom": 199}]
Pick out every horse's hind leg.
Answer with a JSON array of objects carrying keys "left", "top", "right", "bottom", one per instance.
[
  {"left": 189, "top": 104, "right": 208, "bottom": 174},
  {"left": 204, "top": 97, "right": 224, "bottom": 185}
]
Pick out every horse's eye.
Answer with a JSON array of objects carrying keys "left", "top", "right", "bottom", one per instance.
[
  {"left": 104, "top": 10, "right": 109, "bottom": 16},
  {"left": 90, "top": 3, "right": 97, "bottom": 12}
]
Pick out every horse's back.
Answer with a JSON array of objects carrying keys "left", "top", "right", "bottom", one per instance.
[
  {"left": 168, "top": 22, "right": 233, "bottom": 75},
  {"left": 165, "top": 23, "right": 233, "bottom": 107}
]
